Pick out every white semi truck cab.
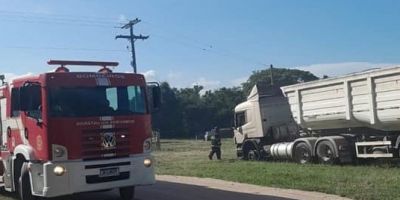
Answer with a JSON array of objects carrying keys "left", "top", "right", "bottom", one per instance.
[{"left": 234, "top": 66, "right": 400, "bottom": 164}]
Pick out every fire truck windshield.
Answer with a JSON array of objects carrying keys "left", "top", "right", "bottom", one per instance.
[{"left": 48, "top": 85, "right": 147, "bottom": 117}]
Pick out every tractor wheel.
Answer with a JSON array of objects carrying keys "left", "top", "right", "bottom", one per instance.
[
  {"left": 294, "top": 142, "right": 312, "bottom": 164},
  {"left": 243, "top": 142, "right": 260, "bottom": 161},
  {"left": 316, "top": 141, "right": 337, "bottom": 165}
]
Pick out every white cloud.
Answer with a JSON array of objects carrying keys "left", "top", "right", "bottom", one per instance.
[
  {"left": 3, "top": 72, "right": 33, "bottom": 83},
  {"left": 167, "top": 72, "right": 182, "bottom": 80},
  {"left": 143, "top": 70, "right": 157, "bottom": 81},
  {"left": 118, "top": 14, "right": 128, "bottom": 23},
  {"left": 297, "top": 62, "right": 399, "bottom": 78},
  {"left": 192, "top": 77, "right": 221, "bottom": 92},
  {"left": 230, "top": 76, "right": 248, "bottom": 87}
]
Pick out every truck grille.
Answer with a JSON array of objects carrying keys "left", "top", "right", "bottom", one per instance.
[{"left": 82, "top": 128, "right": 130, "bottom": 160}]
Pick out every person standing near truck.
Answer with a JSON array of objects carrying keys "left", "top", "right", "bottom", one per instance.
[{"left": 208, "top": 126, "right": 222, "bottom": 160}]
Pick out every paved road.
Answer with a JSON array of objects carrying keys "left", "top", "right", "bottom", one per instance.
[{"left": 55, "top": 181, "right": 293, "bottom": 200}]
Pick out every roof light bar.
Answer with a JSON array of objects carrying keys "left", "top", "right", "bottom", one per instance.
[{"left": 47, "top": 60, "right": 119, "bottom": 67}]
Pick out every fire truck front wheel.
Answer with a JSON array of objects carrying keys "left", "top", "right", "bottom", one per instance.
[
  {"left": 19, "top": 162, "right": 37, "bottom": 200},
  {"left": 119, "top": 186, "right": 135, "bottom": 200}
]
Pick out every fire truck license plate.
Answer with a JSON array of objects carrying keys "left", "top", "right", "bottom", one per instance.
[{"left": 99, "top": 168, "right": 120, "bottom": 177}]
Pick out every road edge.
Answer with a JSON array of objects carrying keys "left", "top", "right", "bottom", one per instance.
[{"left": 156, "top": 175, "right": 351, "bottom": 200}]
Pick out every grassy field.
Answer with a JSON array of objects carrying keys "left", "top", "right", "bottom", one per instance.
[{"left": 153, "top": 139, "right": 400, "bottom": 200}]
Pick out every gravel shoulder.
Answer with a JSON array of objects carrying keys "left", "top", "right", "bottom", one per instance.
[{"left": 157, "top": 175, "right": 352, "bottom": 200}]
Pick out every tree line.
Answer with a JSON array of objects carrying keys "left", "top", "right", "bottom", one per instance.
[{"left": 151, "top": 67, "right": 318, "bottom": 138}]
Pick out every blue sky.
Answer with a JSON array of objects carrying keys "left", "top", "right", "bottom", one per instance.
[{"left": 1, "top": 0, "right": 400, "bottom": 90}]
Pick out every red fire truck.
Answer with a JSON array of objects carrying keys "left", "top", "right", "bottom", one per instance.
[{"left": 0, "top": 60, "right": 161, "bottom": 200}]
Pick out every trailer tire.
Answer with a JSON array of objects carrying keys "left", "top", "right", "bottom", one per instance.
[
  {"left": 19, "top": 162, "right": 37, "bottom": 200},
  {"left": 294, "top": 142, "right": 312, "bottom": 164},
  {"left": 316, "top": 141, "right": 337, "bottom": 165},
  {"left": 119, "top": 186, "right": 135, "bottom": 200}
]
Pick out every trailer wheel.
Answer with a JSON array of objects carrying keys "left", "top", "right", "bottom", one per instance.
[
  {"left": 316, "top": 141, "right": 337, "bottom": 165},
  {"left": 119, "top": 186, "right": 135, "bottom": 200},
  {"left": 294, "top": 142, "right": 312, "bottom": 164},
  {"left": 19, "top": 162, "right": 37, "bottom": 200}
]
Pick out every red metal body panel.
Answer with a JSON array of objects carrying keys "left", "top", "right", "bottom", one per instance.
[
  {"left": 0, "top": 87, "right": 10, "bottom": 117},
  {"left": 47, "top": 115, "right": 151, "bottom": 160},
  {"left": 2, "top": 71, "right": 150, "bottom": 162},
  {"left": 44, "top": 72, "right": 146, "bottom": 87},
  {"left": 21, "top": 112, "right": 48, "bottom": 159},
  {"left": 7, "top": 129, "right": 22, "bottom": 151},
  {"left": 6, "top": 75, "right": 50, "bottom": 160}
]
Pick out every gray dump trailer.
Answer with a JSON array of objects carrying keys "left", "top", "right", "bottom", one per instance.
[{"left": 234, "top": 66, "right": 400, "bottom": 164}]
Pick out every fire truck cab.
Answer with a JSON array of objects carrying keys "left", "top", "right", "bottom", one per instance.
[{"left": 0, "top": 60, "right": 161, "bottom": 200}]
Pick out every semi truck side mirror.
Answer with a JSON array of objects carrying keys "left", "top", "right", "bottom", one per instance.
[{"left": 147, "top": 82, "right": 161, "bottom": 113}]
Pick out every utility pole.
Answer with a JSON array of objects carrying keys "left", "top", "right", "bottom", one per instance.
[{"left": 116, "top": 18, "right": 149, "bottom": 73}]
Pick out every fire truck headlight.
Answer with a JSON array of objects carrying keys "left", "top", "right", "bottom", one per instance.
[
  {"left": 144, "top": 158, "right": 152, "bottom": 167},
  {"left": 53, "top": 165, "right": 66, "bottom": 176},
  {"left": 52, "top": 144, "right": 68, "bottom": 161},
  {"left": 143, "top": 139, "right": 152, "bottom": 153}
]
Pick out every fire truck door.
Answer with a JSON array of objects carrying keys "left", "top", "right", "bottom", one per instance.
[{"left": 20, "top": 84, "right": 45, "bottom": 157}]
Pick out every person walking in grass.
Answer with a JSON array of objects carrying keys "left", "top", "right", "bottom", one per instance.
[{"left": 208, "top": 126, "right": 222, "bottom": 160}]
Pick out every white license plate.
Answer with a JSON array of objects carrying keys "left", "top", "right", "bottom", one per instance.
[{"left": 99, "top": 168, "right": 120, "bottom": 177}]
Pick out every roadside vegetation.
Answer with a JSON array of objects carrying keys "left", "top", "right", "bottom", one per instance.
[
  {"left": 151, "top": 68, "right": 318, "bottom": 138},
  {"left": 154, "top": 139, "right": 400, "bottom": 200}
]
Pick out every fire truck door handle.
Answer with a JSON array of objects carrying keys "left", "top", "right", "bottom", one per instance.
[
  {"left": 7, "top": 127, "right": 11, "bottom": 137},
  {"left": 24, "top": 128, "right": 29, "bottom": 139}
]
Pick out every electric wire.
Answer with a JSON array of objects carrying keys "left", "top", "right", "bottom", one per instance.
[
  {"left": 0, "top": 45, "right": 129, "bottom": 53},
  {"left": 0, "top": 10, "right": 268, "bottom": 67}
]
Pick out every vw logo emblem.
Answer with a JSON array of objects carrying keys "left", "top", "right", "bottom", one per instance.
[{"left": 101, "top": 132, "right": 116, "bottom": 149}]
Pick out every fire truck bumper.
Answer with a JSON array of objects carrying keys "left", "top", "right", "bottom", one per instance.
[{"left": 29, "top": 154, "right": 155, "bottom": 197}]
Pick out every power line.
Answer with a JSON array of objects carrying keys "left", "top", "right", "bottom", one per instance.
[
  {"left": 142, "top": 20, "right": 267, "bottom": 67},
  {"left": 116, "top": 18, "right": 149, "bottom": 73},
  {"left": 0, "top": 18, "right": 117, "bottom": 28},
  {"left": 0, "top": 10, "right": 123, "bottom": 28},
  {"left": 0, "top": 10, "right": 269, "bottom": 68},
  {"left": 0, "top": 45, "right": 129, "bottom": 53},
  {"left": 0, "top": 10, "right": 121, "bottom": 24}
]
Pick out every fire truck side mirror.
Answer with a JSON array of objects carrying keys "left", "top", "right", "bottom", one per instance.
[
  {"left": 20, "top": 84, "right": 41, "bottom": 111},
  {"left": 152, "top": 86, "right": 161, "bottom": 111},
  {"left": 147, "top": 82, "right": 161, "bottom": 113}
]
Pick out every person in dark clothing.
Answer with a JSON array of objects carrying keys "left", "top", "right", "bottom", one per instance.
[{"left": 208, "top": 127, "right": 222, "bottom": 160}]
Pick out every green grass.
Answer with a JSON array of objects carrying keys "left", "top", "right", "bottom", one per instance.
[{"left": 154, "top": 139, "right": 400, "bottom": 200}]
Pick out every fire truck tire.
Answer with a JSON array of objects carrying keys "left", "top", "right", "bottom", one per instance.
[
  {"left": 119, "top": 186, "right": 135, "bottom": 200},
  {"left": 19, "top": 162, "right": 37, "bottom": 200}
]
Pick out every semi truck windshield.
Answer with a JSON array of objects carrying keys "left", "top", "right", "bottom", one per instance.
[{"left": 49, "top": 86, "right": 147, "bottom": 117}]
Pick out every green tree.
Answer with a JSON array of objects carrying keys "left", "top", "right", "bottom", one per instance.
[
  {"left": 242, "top": 68, "right": 318, "bottom": 96},
  {"left": 176, "top": 85, "right": 208, "bottom": 136},
  {"left": 202, "top": 87, "right": 245, "bottom": 128},
  {"left": 151, "top": 67, "right": 318, "bottom": 138},
  {"left": 151, "top": 82, "right": 185, "bottom": 138}
]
